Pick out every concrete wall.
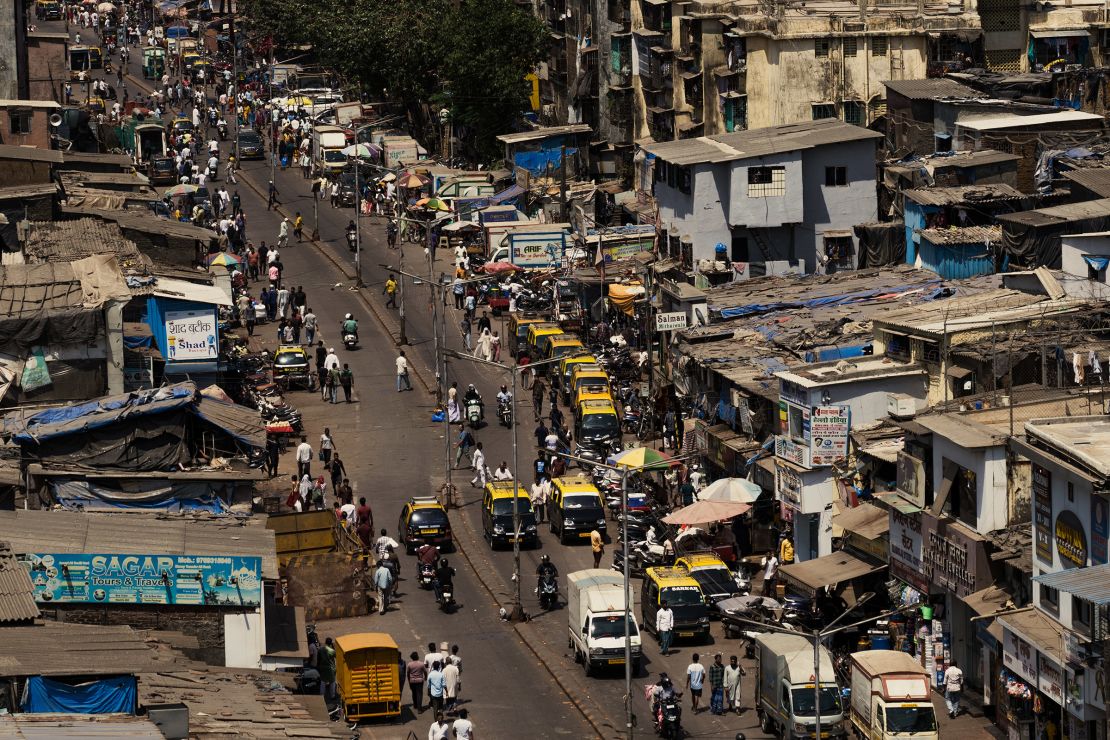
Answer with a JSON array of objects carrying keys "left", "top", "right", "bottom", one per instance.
[
  {"left": 26, "top": 35, "right": 67, "bottom": 103},
  {"left": 803, "top": 372, "right": 929, "bottom": 426},
  {"left": 799, "top": 138, "right": 879, "bottom": 269},
  {"left": 931, "top": 434, "right": 1010, "bottom": 534},
  {"left": 654, "top": 161, "right": 729, "bottom": 260},
  {"left": 726, "top": 152, "right": 803, "bottom": 228},
  {"left": 1061, "top": 233, "right": 1110, "bottom": 282},
  {"left": 0, "top": 0, "right": 20, "bottom": 100},
  {"left": 0, "top": 107, "right": 54, "bottom": 149}
]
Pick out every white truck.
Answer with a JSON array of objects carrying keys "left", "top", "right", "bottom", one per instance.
[
  {"left": 566, "top": 569, "right": 642, "bottom": 677},
  {"left": 849, "top": 650, "right": 938, "bottom": 740},
  {"left": 754, "top": 633, "right": 847, "bottom": 739},
  {"left": 313, "top": 125, "right": 347, "bottom": 172}
]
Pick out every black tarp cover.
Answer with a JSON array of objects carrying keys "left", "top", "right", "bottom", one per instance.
[
  {"left": 854, "top": 221, "right": 906, "bottom": 268},
  {"left": 1001, "top": 214, "right": 1110, "bottom": 269}
]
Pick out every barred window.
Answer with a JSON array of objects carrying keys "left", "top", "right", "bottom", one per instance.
[{"left": 747, "top": 166, "right": 785, "bottom": 198}]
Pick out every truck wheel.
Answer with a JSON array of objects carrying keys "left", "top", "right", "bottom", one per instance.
[
  {"left": 582, "top": 656, "right": 592, "bottom": 677},
  {"left": 759, "top": 711, "right": 773, "bottom": 734}
]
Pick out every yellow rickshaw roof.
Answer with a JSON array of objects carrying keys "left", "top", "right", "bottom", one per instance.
[{"left": 335, "top": 632, "right": 399, "bottom": 652}]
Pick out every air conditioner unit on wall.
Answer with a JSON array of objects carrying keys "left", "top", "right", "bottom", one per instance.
[{"left": 888, "top": 392, "right": 916, "bottom": 419}]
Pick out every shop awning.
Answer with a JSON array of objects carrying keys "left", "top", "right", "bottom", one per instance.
[
  {"left": 998, "top": 607, "right": 1065, "bottom": 665},
  {"left": 779, "top": 551, "right": 885, "bottom": 597},
  {"left": 873, "top": 491, "right": 922, "bottom": 513},
  {"left": 833, "top": 502, "right": 889, "bottom": 540},
  {"left": 962, "top": 585, "right": 1015, "bottom": 616},
  {"left": 1030, "top": 29, "right": 1090, "bottom": 38},
  {"left": 1033, "top": 562, "right": 1110, "bottom": 605}
]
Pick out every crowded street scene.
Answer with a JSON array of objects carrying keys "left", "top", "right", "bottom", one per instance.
[{"left": 3, "top": 0, "right": 1110, "bottom": 737}]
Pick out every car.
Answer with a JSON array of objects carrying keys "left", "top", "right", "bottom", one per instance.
[
  {"left": 271, "top": 345, "right": 316, "bottom": 391},
  {"left": 397, "top": 496, "right": 453, "bottom": 554},
  {"left": 237, "top": 130, "right": 264, "bottom": 160},
  {"left": 674, "top": 553, "right": 748, "bottom": 613},
  {"left": 482, "top": 481, "right": 539, "bottom": 550}
]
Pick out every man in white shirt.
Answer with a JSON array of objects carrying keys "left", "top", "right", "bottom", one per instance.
[
  {"left": 493, "top": 462, "right": 512, "bottom": 481},
  {"left": 943, "top": 663, "right": 964, "bottom": 718},
  {"left": 686, "top": 653, "right": 706, "bottom": 713},
  {"left": 324, "top": 347, "right": 341, "bottom": 372},
  {"left": 761, "top": 553, "right": 780, "bottom": 597},
  {"left": 451, "top": 708, "right": 474, "bottom": 739},
  {"left": 423, "top": 642, "right": 444, "bottom": 674},
  {"left": 470, "top": 442, "right": 486, "bottom": 488},
  {"left": 396, "top": 350, "right": 412, "bottom": 392},
  {"left": 295, "top": 436, "right": 313, "bottom": 479},
  {"left": 427, "top": 713, "right": 450, "bottom": 740},
  {"left": 656, "top": 600, "right": 675, "bottom": 656},
  {"left": 340, "top": 500, "right": 357, "bottom": 526}
]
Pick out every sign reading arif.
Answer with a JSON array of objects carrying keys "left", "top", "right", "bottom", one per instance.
[
  {"left": 165, "top": 309, "right": 218, "bottom": 361},
  {"left": 22, "top": 554, "right": 263, "bottom": 607}
]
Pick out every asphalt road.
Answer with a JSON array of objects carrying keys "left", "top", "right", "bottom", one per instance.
[{"left": 58, "top": 25, "right": 1002, "bottom": 739}]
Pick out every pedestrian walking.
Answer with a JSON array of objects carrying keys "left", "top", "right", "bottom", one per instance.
[
  {"left": 303, "top": 308, "right": 317, "bottom": 346},
  {"left": 460, "top": 316, "right": 472, "bottom": 352},
  {"left": 356, "top": 497, "right": 373, "bottom": 548},
  {"left": 319, "top": 428, "right": 335, "bottom": 464},
  {"left": 470, "top": 442, "right": 487, "bottom": 488},
  {"left": 265, "top": 436, "right": 279, "bottom": 477},
  {"left": 452, "top": 277, "right": 465, "bottom": 309},
  {"left": 315, "top": 341, "right": 327, "bottom": 379},
  {"left": 278, "top": 217, "right": 289, "bottom": 248},
  {"left": 452, "top": 708, "right": 474, "bottom": 740},
  {"left": 318, "top": 637, "right": 337, "bottom": 702},
  {"left": 944, "top": 662, "right": 964, "bottom": 718},
  {"left": 427, "top": 661, "right": 446, "bottom": 715},
  {"left": 325, "top": 366, "right": 340, "bottom": 403},
  {"left": 339, "top": 364, "right": 354, "bottom": 402},
  {"left": 293, "top": 212, "right": 304, "bottom": 242},
  {"left": 657, "top": 601, "right": 674, "bottom": 656},
  {"left": 708, "top": 654, "right": 726, "bottom": 715},
  {"left": 443, "top": 658, "right": 459, "bottom": 713},
  {"left": 724, "top": 654, "right": 745, "bottom": 714},
  {"left": 761, "top": 552, "right": 780, "bottom": 597},
  {"left": 532, "top": 379, "right": 545, "bottom": 417},
  {"left": 406, "top": 651, "right": 427, "bottom": 713},
  {"left": 590, "top": 528, "right": 604, "bottom": 568},
  {"left": 428, "top": 713, "right": 450, "bottom": 740},
  {"left": 295, "top": 436, "right": 312, "bottom": 479},
  {"left": 267, "top": 180, "right": 279, "bottom": 209},
  {"left": 454, "top": 428, "right": 475, "bottom": 468},
  {"left": 396, "top": 350, "right": 412, "bottom": 392},
  {"left": 686, "top": 653, "right": 705, "bottom": 714},
  {"left": 385, "top": 274, "right": 398, "bottom": 308},
  {"left": 464, "top": 293, "right": 476, "bottom": 319},
  {"left": 374, "top": 559, "right": 394, "bottom": 614}
]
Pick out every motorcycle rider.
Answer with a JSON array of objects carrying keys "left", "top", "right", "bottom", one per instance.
[
  {"left": 433, "top": 557, "right": 456, "bottom": 605},
  {"left": 341, "top": 313, "right": 358, "bottom": 342},
  {"left": 463, "top": 384, "right": 483, "bottom": 421},
  {"left": 496, "top": 384, "right": 512, "bottom": 421},
  {"left": 417, "top": 542, "right": 438, "bottom": 586},
  {"left": 535, "top": 553, "right": 558, "bottom": 593},
  {"left": 651, "top": 674, "right": 679, "bottom": 728},
  {"left": 345, "top": 219, "right": 357, "bottom": 250}
]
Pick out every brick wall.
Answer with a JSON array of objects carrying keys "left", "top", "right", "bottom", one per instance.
[
  {"left": 0, "top": 108, "right": 53, "bottom": 150},
  {"left": 26, "top": 36, "right": 67, "bottom": 103},
  {"left": 50, "top": 604, "right": 243, "bottom": 666}
]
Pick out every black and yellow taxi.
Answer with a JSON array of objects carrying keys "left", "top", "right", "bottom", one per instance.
[
  {"left": 549, "top": 475, "right": 607, "bottom": 544},
  {"left": 271, "top": 344, "right": 315, "bottom": 391},
  {"left": 574, "top": 399, "right": 621, "bottom": 449},
  {"left": 674, "top": 553, "right": 745, "bottom": 612},
  {"left": 508, "top": 313, "right": 547, "bottom": 358},
  {"left": 526, "top": 322, "right": 563, "bottom": 362},
  {"left": 641, "top": 566, "right": 709, "bottom": 643},
  {"left": 556, "top": 353, "right": 597, "bottom": 402},
  {"left": 397, "top": 496, "right": 453, "bottom": 554},
  {"left": 482, "top": 481, "right": 539, "bottom": 549},
  {"left": 544, "top": 335, "right": 585, "bottom": 364}
]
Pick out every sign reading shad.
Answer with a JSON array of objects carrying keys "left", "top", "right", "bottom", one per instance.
[{"left": 22, "top": 553, "right": 262, "bottom": 606}]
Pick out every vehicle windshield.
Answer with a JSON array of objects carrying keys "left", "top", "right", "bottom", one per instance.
[
  {"left": 492, "top": 499, "right": 533, "bottom": 517},
  {"left": 274, "top": 352, "right": 307, "bottom": 366},
  {"left": 886, "top": 706, "right": 937, "bottom": 732},
  {"left": 410, "top": 509, "right": 448, "bottom": 527},
  {"left": 690, "top": 568, "right": 734, "bottom": 591},
  {"left": 581, "top": 413, "right": 619, "bottom": 438},
  {"left": 323, "top": 149, "right": 346, "bottom": 163},
  {"left": 562, "top": 494, "right": 602, "bottom": 512},
  {"left": 791, "top": 687, "right": 842, "bottom": 717},
  {"left": 153, "top": 160, "right": 173, "bottom": 172},
  {"left": 590, "top": 615, "right": 638, "bottom": 639},
  {"left": 660, "top": 586, "right": 703, "bottom": 606},
  {"left": 239, "top": 133, "right": 261, "bottom": 145}
]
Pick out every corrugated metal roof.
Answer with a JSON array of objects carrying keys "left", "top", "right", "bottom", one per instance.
[
  {"left": 25, "top": 217, "right": 146, "bottom": 266},
  {"left": 1033, "top": 563, "right": 1110, "bottom": 604},
  {"left": 0, "top": 622, "right": 189, "bottom": 677},
  {"left": 997, "top": 197, "right": 1110, "bottom": 227},
  {"left": 958, "top": 110, "right": 1105, "bottom": 131},
  {"left": 0, "top": 509, "right": 278, "bottom": 580},
  {"left": 919, "top": 224, "right": 1003, "bottom": 245},
  {"left": 0, "top": 145, "right": 62, "bottom": 163},
  {"left": 496, "top": 124, "right": 592, "bottom": 144},
  {"left": 883, "top": 77, "right": 978, "bottom": 100},
  {"left": 903, "top": 183, "right": 1026, "bottom": 206},
  {"left": 644, "top": 118, "right": 882, "bottom": 166},
  {"left": 1062, "top": 167, "right": 1110, "bottom": 198},
  {"left": 0, "top": 714, "right": 165, "bottom": 739},
  {"left": 0, "top": 542, "right": 39, "bottom": 623}
]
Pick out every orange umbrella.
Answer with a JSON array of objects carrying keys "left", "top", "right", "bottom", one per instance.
[
  {"left": 662, "top": 500, "right": 751, "bottom": 525},
  {"left": 398, "top": 173, "right": 428, "bottom": 189}
]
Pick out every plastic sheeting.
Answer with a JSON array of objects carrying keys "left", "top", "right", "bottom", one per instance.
[
  {"left": 608, "top": 282, "right": 645, "bottom": 317},
  {"left": 513, "top": 147, "right": 578, "bottom": 176},
  {"left": 716, "top": 279, "right": 942, "bottom": 320},
  {"left": 12, "top": 384, "right": 194, "bottom": 443},
  {"left": 1001, "top": 214, "right": 1110, "bottom": 269},
  {"left": 22, "top": 676, "right": 137, "bottom": 714},
  {"left": 854, "top": 222, "right": 906, "bottom": 268},
  {"left": 49, "top": 478, "right": 231, "bottom": 512}
]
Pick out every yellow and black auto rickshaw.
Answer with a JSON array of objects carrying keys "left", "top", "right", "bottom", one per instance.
[{"left": 334, "top": 633, "right": 402, "bottom": 723}]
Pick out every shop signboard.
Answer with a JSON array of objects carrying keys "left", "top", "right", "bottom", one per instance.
[
  {"left": 1055, "top": 509, "right": 1088, "bottom": 568},
  {"left": 921, "top": 513, "right": 991, "bottom": 599},
  {"left": 1038, "top": 654, "right": 1065, "bottom": 706},
  {"left": 21, "top": 553, "right": 263, "bottom": 607},
  {"left": 165, "top": 309, "right": 218, "bottom": 361},
  {"left": 888, "top": 509, "right": 927, "bottom": 592},
  {"left": 776, "top": 463, "right": 802, "bottom": 511},
  {"left": 1065, "top": 664, "right": 1086, "bottom": 719},
  {"left": 1092, "top": 495, "right": 1108, "bottom": 566},
  {"left": 1033, "top": 464, "right": 1053, "bottom": 563},
  {"left": 775, "top": 436, "right": 810, "bottom": 469},
  {"left": 1003, "top": 627, "right": 1037, "bottom": 684},
  {"left": 655, "top": 312, "right": 688, "bottom": 332},
  {"left": 896, "top": 451, "right": 927, "bottom": 510},
  {"left": 809, "top": 405, "right": 850, "bottom": 467}
]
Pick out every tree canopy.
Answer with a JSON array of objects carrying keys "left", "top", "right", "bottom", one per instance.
[{"left": 241, "top": 0, "right": 546, "bottom": 161}]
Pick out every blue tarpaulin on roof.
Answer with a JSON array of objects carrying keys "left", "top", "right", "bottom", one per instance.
[
  {"left": 514, "top": 147, "right": 578, "bottom": 176},
  {"left": 12, "top": 385, "right": 195, "bottom": 443},
  {"left": 805, "top": 344, "right": 872, "bottom": 363},
  {"left": 716, "top": 281, "right": 944, "bottom": 320},
  {"left": 489, "top": 184, "right": 525, "bottom": 205},
  {"left": 1084, "top": 255, "right": 1110, "bottom": 272},
  {"left": 23, "top": 676, "right": 137, "bottom": 714}
]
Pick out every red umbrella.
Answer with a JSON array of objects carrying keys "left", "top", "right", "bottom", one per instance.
[{"left": 483, "top": 261, "right": 521, "bottom": 274}]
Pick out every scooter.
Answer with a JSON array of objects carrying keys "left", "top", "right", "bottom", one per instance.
[
  {"left": 217, "top": 121, "right": 228, "bottom": 140},
  {"left": 497, "top": 398, "right": 513, "bottom": 428},
  {"left": 343, "top": 332, "right": 358, "bottom": 350},
  {"left": 538, "top": 574, "right": 558, "bottom": 610},
  {"left": 346, "top": 228, "right": 357, "bottom": 252},
  {"left": 466, "top": 397, "right": 483, "bottom": 428},
  {"left": 437, "top": 583, "right": 455, "bottom": 613},
  {"left": 418, "top": 561, "right": 435, "bottom": 589}
]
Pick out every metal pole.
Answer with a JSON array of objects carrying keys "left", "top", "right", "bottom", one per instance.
[
  {"left": 511, "top": 366, "right": 521, "bottom": 613},
  {"left": 442, "top": 344, "right": 452, "bottom": 502},
  {"left": 354, "top": 162, "right": 362, "bottom": 286},
  {"left": 268, "top": 48, "right": 275, "bottom": 187},
  {"left": 814, "top": 629, "right": 822, "bottom": 740},
  {"left": 399, "top": 238, "right": 408, "bottom": 345},
  {"left": 230, "top": 13, "right": 239, "bottom": 164},
  {"left": 622, "top": 466, "right": 633, "bottom": 739}
]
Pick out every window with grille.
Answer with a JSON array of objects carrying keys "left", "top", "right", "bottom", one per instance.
[
  {"left": 842, "top": 100, "right": 863, "bottom": 125},
  {"left": 815, "top": 38, "right": 830, "bottom": 57},
  {"left": 872, "top": 36, "right": 888, "bottom": 56},
  {"left": 9, "top": 110, "right": 32, "bottom": 135},
  {"left": 811, "top": 103, "right": 836, "bottom": 120},
  {"left": 747, "top": 166, "right": 785, "bottom": 198},
  {"left": 824, "top": 167, "right": 847, "bottom": 187},
  {"left": 843, "top": 37, "right": 857, "bottom": 57}
]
